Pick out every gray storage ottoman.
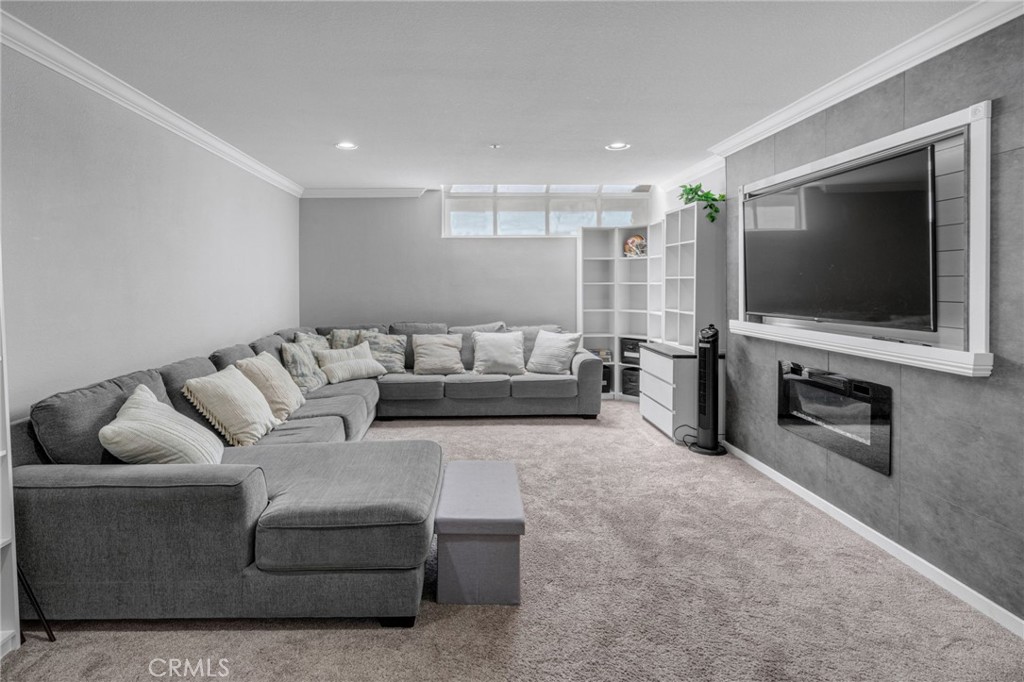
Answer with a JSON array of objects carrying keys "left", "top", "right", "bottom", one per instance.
[{"left": 434, "top": 461, "right": 525, "bottom": 605}]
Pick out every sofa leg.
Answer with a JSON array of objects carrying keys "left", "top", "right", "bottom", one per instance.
[
  {"left": 379, "top": 616, "right": 416, "bottom": 628},
  {"left": 582, "top": 415, "right": 598, "bottom": 420}
]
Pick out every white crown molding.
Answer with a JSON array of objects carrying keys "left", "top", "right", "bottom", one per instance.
[
  {"left": 726, "top": 442, "right": 1024, "bottom": 639},
  {"left": 658, "top": 156, "right": 725, "bottom": 193},
  {"left": 302, "top": 188, "right": 427, "bottom": 199},
  {"left": 709, "top": 1, "right": 1024, "bottom": 158},
  {"left": 0, "top": 11, "right": 304, "bottom": 198}
]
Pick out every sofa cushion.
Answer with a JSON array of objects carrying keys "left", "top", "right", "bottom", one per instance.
[
  {"left": 235, "top": 352, "right": 306, "bottom": 420},
  {"left": 158, "top": 357, "right": 219, "bottom": 429},
  {"left": 377, "top": 374, "right": 445, "bottom": 401},
  {"left": 358, "top": 331, "right": 407, "bottom": 374},
  {"left": 274, "top": 327, "right": 318, "bottom": 342},
  {"left": 253, "top": 416, "right": 347, "bottom": 446},
  {"left": 249, "top": 334, "right": 286, "bottom": 360},
  {"left": 183, "top": 366, "right": 281, "bottom": 447},
  {"left": 527, "top": 330, "right": 583, "bottom": 375},
  {"left": 444, "top": 374, "right": 511, "bottom": 400},
  {"left": 448, "top": 321, "right": 506, "bottom": 369},
  {"left": 315, "top": 323, "right": 388, "bottom": 337},
  {"left": 510, "top": 373, "right": 578, "bottom": 399},
  {"left": 31, "top": 369, "right": 173, "bottom": 465},
  {"left": 413, "top": 334, "right": 465, "bottom": 376},
  {"left": 307, "top": 379, "right": 379, "bottom": 414},
  {"left": 98, "top": 385, "right": 224, "bottom": 465},
  {"left": 388, "top": 322, "right": 448, "bottom": 369},
  {"left": 229, "top": 441, "right": 443, "bottom": 571},
  {"left": 209, "top": 344, "right": 256, "bottom": 371},
  {"left": 289, "top": 395, "right": 368, "bottom": 440},
  {"left": 508, "top": 324, "right": 562, "bottom": 364},
  {"left": 473, "top": 331, "right": 526, "bottom": 375}
]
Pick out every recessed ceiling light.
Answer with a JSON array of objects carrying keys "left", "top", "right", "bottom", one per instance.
[
  {"left": 605, "top": 142, "right": 631, "bottom": 151},
  {"left": 335, "top": 141, "right": 359, "bottom": 151},
  {"left": 489, "top": 144, "right": 502, "bottom": 150}
]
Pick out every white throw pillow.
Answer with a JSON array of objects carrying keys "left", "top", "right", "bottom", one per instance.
[
  {"left": 321, "top": 358, "right": 388, "bottom": 384},
  {"left": 99, "top": 385, "right": 223, "bottom": 465},
  {"left": 413, "top": 334, "right": 465, "bottom": 375},
  {"left": 472, "top": 331, "right": 526, "bottom": 375},
  {"left": 314, "top": 341, "right": 373, "bottom": 367},
  {"left": 235, "top": 352, "right": 306, "bottom": 420},
  {"left": 526, "top": 330, "right": 583, "bottom": 375},
  {"left": 183, "top": 366, "right": 281, "bottom": 446}
]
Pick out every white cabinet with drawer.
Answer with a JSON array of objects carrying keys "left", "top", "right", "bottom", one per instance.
[{"left": 639, "top": 343, "right": 725, "bottom": 444}]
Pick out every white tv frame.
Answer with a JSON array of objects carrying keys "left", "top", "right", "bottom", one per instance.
[{"left": 732, "top": 101, "right": 993, "bottom": 377}]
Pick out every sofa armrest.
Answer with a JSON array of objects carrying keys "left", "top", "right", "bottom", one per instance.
[
  {"left": 14, "top": 464, "right": 269, "bottom": 585},
  {"left": 572, "top": 350, "right": 603, "bottom": 416}
]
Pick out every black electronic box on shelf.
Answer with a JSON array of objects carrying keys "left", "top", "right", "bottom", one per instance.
[
  {"left": 621, "top": 366, "right": 641, "bottom": 396},
  {"left": 619, "top": 338, "right": 642, "bottom": 366}
]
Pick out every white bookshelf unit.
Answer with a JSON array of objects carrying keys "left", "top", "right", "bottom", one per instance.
[
  {"left": 663, "top": 204, "right": 726, "bottom": 352},
  {"left": 578, "top": 222, "right": 664, "bottom": 400},
  {"left": 0, "top": 249, "right": 18, "bottom": 658}
]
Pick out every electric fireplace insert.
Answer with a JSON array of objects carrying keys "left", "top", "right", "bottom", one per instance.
[{"left": 777, "top": 361, "right": 892, "bottom": 475}]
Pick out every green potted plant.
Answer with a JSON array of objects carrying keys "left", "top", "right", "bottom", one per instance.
[{"left": 678, "top": 183, "right": 726, "bottom": 223}]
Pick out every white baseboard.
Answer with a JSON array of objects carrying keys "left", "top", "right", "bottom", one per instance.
[{"left": 725, "top": 442, "right": 1024, "bottom": 639}]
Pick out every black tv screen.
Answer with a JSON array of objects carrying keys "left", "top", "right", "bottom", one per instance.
[{"left": 743, "top": 147, "right": 935, "bottom": 331}]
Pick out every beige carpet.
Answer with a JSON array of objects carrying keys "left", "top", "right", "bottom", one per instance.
[{"left": 3, "top": 402, "right": 1022, "bottom": 682}]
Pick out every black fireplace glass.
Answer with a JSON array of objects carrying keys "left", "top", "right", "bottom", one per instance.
[{"left": 777, "top": 361, "right": 892, "bottom": 475}]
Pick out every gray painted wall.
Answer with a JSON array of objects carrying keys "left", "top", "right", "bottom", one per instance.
[
  {"left": 1, "top": 48, "right": 301, "bottom": 419},
  {"left": 299, "top": 192, "right": 577, "bottom": 330},
  {"left": 724, "top": 18, "right": 1023, "bottom": 618}
]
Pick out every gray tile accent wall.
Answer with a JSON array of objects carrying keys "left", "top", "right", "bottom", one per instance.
[{"left": 725, "top": 18, "right": 1024, "bottom": 618}]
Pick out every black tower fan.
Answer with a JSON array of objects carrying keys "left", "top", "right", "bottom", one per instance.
[{"left": 689, "top": 324, "right": 726, "bottom": 456}]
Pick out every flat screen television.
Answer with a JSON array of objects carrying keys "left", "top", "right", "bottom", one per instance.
[{"left": 743, "top": 146, "right": 936, "bottom": 332}]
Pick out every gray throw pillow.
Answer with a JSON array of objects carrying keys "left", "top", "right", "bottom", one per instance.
[
  {"left": 473, "top": 331, "right": 526, "bottom": 375},
  {"left": 295, "top": 331, "right": 329, "bottom": 352},
  {"left": 527, "top": 330, "right": 583, "bottom": 375},
  {"left": 448, "top": 321, "right": 506, "bottom": 369},
  {"left": 358, "top": 331, "right": 408, "bottom": 374},
  {"left": 508, "top": 324, "right": 563, "bottom": 363},
  {"left": 328, "top": 328, "right": 364, "bottom": 350},
  {"left": 413, "top": 334, "right": 465, "bottom": 375},
  {"left": 280, "top": 342, "right": 329, "bottom": 393}
]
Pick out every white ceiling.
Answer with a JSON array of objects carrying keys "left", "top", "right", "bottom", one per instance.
[{"left": 3, "top": 1, "right": 979, "bottom": 190}]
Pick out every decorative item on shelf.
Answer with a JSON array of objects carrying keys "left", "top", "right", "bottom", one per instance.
[
  {"left": 590, "top": 348, "right": 613, "bottom": 363},
  {"left": 623, "top": 234, "right": 647, "bottom": 257},
  {"left": 678, "top": 183, "right": 726, "bottom": 223}
]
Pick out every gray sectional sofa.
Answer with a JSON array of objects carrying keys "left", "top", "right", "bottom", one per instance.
[{"left": 11, "top": 322, "right": 602, "bottom": 624}]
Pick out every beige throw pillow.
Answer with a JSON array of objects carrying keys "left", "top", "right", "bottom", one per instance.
[
  {"left": 526, "top": 330, "right": 583, "bottom": 375},
  {"left": 472, "top": 331, "right": 526, "bottom": 375},
  {"left": 413, "top": 334, "right": 465, "bottom": 375},
  {"left": 235, "top": 352, "right": 306, "bottom": 420},
  {"left": 99, "top": 384, "right": 223, "bottom": 465},
  {"left": 183, "top": 366, "right": 280, "bottom": 446},
  {"left": 322, "top": 358, "right": 388, "bottom": 383},
  {"left": 314, "top": 342, "right": 373, "bottom": 367}
]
